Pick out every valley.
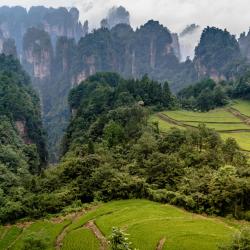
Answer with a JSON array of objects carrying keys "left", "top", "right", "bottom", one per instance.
[{"left": 0, "top": 2, "right": 250, "bottom": 250}]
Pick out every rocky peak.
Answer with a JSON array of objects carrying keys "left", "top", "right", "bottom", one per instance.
[
  {"left": 194, "top": 26, "right": 241, "bottom": 81},
  {"left": 100, "top": 6, "right": 130, "bottom": 29},
  {"left": 239, "top": 29, "right": 250, "bottom": 61},
  {"left": 22, "top": 27, "right": 53, "bottom": 80}
]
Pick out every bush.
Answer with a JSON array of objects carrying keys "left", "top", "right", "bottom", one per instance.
[
  {"left": 219, "top": 227, "right": 250, "bottom": 250},
  {"left": 21, "top": 235, "right": 47, "bottom": 250},
  {"left": 109, "top": 227, "right": 133, "bottom": 250}
]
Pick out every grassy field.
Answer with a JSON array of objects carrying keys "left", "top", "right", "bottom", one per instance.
[
  {"left": 232, "top": 99, "right": 250, "bottom": 117},
  {"left": 183, "top": 121, "right": 250, "bottom": 131},
  {"left": 0, "top": 226, "right": 22, "bottom": 250},
  {"left": 164, "top": 109, "right": 241, "bottom": 123},
  {"left": 62, "top": 228, "right": 100, "bottom": 250},
  {"left": 64, "top": 200, "right": 242, "bottom": 250},
  {"left": 8, "top": 220, "right": 70, "bottom": 250},
  {"left": 221, "top": 132, "right": 250, "bottom": 151},
  {"left": 1, "top": 199, "right": 246, "bottom": 250},
  {"left": 150, "top": 104, "right": 250, "bottom": 152},
  {"left": 149, "top": 114, "right": 183, "bottom": 132}
]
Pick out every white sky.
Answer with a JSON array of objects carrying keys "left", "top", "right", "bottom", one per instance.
[{"left": 0, "top": 0, "right": 249, "bottom": 35}]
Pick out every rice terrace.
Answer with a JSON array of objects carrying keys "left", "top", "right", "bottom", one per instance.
[
  {"left": 0, "top": 200, "right": 249, "bottom": 250},
  {"left": 151, "top": 100, "right": 250, "bottom": 153}
]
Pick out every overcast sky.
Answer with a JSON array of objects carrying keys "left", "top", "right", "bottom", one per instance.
[{"left": 0, "top": 0, "right": 250, "bottom": 35}]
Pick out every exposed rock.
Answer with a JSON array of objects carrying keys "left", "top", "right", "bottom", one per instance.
[
  {"left": 100, "top": 6, "right": 130, "bottom": 29},
  {"left": 194, "top": 27, "right": 241, "bottom": 80},
  {"left": 23, "top": 28, "right": 53, "bottom": 80},
  {"left": 239, "top": 30, "right": 250, "bottom": 61},
  {"left": 171, "top": 33, "right": 181, "bottom": 60}
]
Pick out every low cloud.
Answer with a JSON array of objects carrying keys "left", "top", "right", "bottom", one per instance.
[{"left": 1, "top": 0, "right": 250, "bottom": 35}]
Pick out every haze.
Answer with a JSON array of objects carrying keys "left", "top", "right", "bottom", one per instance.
[{"left": 0, "top": 0, "right": 250, "bottom": 35}]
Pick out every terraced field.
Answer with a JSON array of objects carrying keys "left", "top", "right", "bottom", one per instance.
[
  {"left": 1, "top": 200, "right": 247, "bottom": 250},
  {"left": 231, "top": 99, "right": 250, "bottom": 117},
  {"left": 151, "top": 100, "right": 250, "bottom": 152}
]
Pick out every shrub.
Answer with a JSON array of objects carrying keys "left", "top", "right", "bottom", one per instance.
[{"left": 219, "top": 227, "right": 250, "bottom": 250}]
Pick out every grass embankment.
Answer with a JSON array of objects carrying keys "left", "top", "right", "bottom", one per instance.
[
  {"left": 1, "top": 200, "right": 246, "bottom": 250},
  {"left": 150, "top": 101, "right": 250, "bottom": 152},
  {"left": 63, "top": 200, "right": 244, "bottom": 250},
  {"left": 232, "top": 99, "right": 250, "bottom": 117}
]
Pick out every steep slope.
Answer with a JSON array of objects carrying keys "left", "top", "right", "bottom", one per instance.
[
  {"left": 0, "top": 54, "right": 48, "bottom": 223},
  {"left": 194, "top": 27, "right": 242, "bottom": 81},
  {"left": 0, "top": 54, "right": 47, "bottom": 168}
]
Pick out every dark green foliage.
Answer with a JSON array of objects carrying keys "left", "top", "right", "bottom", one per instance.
[
  {"left": 232, "top": 71, "right": 250, "bottom": 99},
  {"left": 178, "top": 78, "right": 228, "bottom": 111},
  {"left": 0, "top": 54, "right": 47, "bottom": 223},
  {"left": 219, "top": 227, "right": 250, "bottom": 250},
  {"left": 63, "top": 72, "right": 175, "bottom": 153},
  {"left": 0, "top": 54, "right": 47, "bottom": 167},
  {"left": 1, "top": 72, "right": 250, "bottom": 225},
  {"left": 22, "top": 235, "right": 47, "bottom": 250}
]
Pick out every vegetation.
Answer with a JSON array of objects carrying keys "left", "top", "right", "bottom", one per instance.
[
  {"left": 219, "top": 227, "right": 250, "bottom": 250},
  {"left": 1, "top": 72, "right": 250, "bottom": 224},
  {"left": 1, "top": 200, "right": 248, "bottom": 250},
  {"left": 62, "top": 228, "right": 100, "bottom": 250},
  {"left": 194, "top": 27, "right": 242, "bottom": 78},
  {"left": 0, "top": 54, "right": 48, "bottom": 224},
  {"left": 109, "top": 227, "right": 133, "bottom": 250}
]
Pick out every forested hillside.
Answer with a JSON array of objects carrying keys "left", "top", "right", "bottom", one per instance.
[
  {"left": 0, "top": 54, "right": 47, "bottom": 222},
  {"left": 2, "top": 72, "right": 249, "bottom": 225}
]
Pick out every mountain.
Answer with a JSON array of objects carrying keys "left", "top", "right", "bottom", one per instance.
[
  {"left": 194, "top": 27, "right": 242, "bottom": 81},
  {"left": 0, "top": 6, "right": 88, "bottom": 54},
  {"left": 2, "top": 5, "right": 250, "bottom": 162},
  {"left": 100, "top": 6, "right": 130, "bottom": 29},
  {"left": 20, "top": 18, "right": 197, "bottom": 161},
  {"left": 239, "top": 29, "right": 250, "bottom": 61}
]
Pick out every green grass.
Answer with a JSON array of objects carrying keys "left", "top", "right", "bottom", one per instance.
[
  {"left": 62, "top": 228, "right": 99, "bottom": 250},
  {"left": 183, "top": 121, "right": 250, "bottom": 131},
  {"left": 0, "top": 226, "right": 22, "bottom": 250},
  {"left": 65, "top": 200, "right": 240, "bottom": 250},
  {"left": 153, "top": 107, "right": 250, "bottom": 152},
  {"left": 10, "top": 219, "right": 70, "bottom": 250},
  {"left": 2, "top": 200, "right": 248, "bottom": 250},
  {"left": 164, "top": 109, "right": 241, "bottom": 123},
  {"left": 0, "top": 226, "right": 7, "bottom": 239},
  {"left": 232, "top": 99, "right": 250, "bottom": 117},
  {"left": 149, "top": 115, "right": 184, "bottom": 132},
  {"left": 221, "top": 132, "right": 250, "bottom": 151}
]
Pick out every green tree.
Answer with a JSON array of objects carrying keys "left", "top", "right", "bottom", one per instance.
[
  {"left": 109, "top": 227, "right": 133, "bottom": 250},
  {"left": 104, "top": 120, "right": 125, "bottom": 148}
]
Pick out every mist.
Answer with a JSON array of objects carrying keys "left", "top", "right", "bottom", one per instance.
[
  {"left": 1, "top": 0, "right": 250, "bottom": 60},
  {"left": 0, "top": 0, "right": 249, "bottom": 35}
]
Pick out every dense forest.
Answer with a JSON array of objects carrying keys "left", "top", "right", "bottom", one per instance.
[{"left": 1, "top": 71, "right": 250, "bottom": 225}]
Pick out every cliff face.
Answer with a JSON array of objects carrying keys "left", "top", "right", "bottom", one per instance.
[
  {"left": 73, "top": 20, "right": 184, "bottom": 85},
  {"left": 0, "top": 5, "right": 195, "bottom": 162},
  {"left": 194, "top": 27, "right": 241, "bottom": 81},
  {"left": 0, "top": 6, "right": 87, "bottom": 54},
  {"left": 23, "top": 28, "right": 53, "bottom": 81},
  {"left": 101, "top": 6, "right": 130, "bottom": 29},
  {"left": 239, "top": 30, "right": 250, "bottom": 61}
]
